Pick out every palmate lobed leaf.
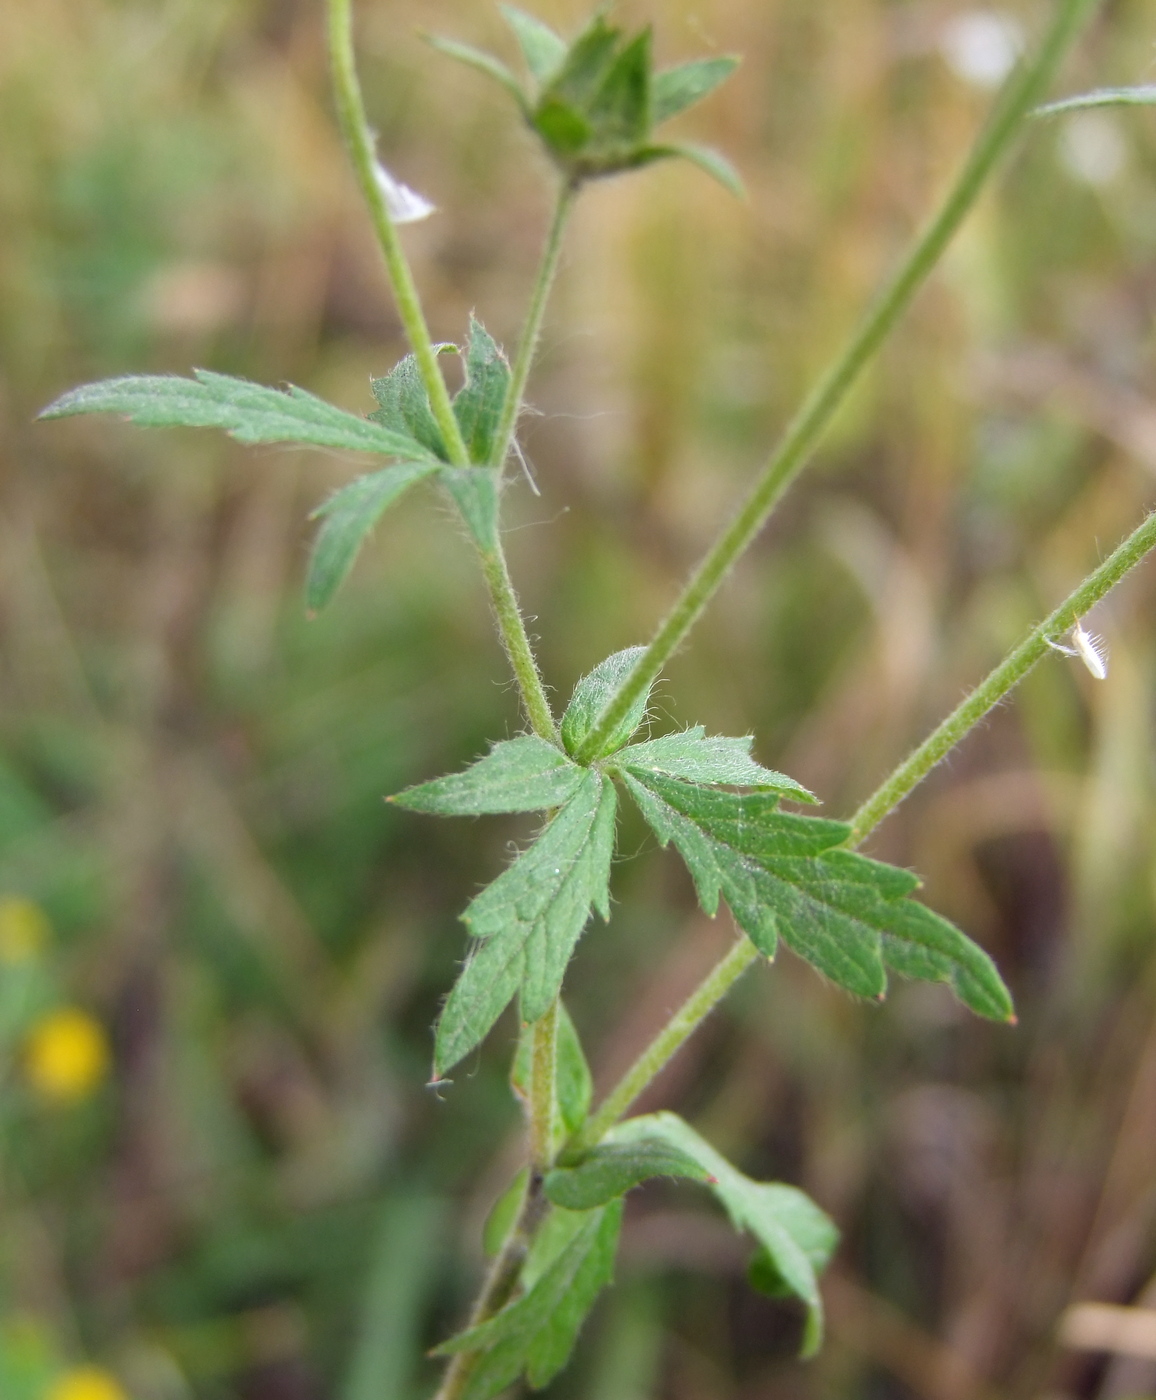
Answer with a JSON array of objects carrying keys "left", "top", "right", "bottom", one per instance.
[
  {"left": 625, "top": 771, "right": 1013, "bottom": 1020},
  {"left": 391, "top": 734, "right": 583, "bottom": 815},
  {"left": 436, "top": 1199, "right": 622, "bottom": 1399},
  {"left": 433, "top": 770, "right": 617, "bottom": 1075},
  {"left": 547, "top": 1111, "right": 838, "bottom": 1357},
  {"left": 40, "top": 370, "right": 434, "bottom": 460}
]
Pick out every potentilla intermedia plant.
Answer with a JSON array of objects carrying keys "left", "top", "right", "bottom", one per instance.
[{"left": 38, "top": 1, "right": 1156, "bottom": 1394}]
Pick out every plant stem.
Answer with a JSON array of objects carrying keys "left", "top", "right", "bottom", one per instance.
[
  {"left": 490, "top": 181, "right": 577, "bottom": 471},
  {"left": 326, "top": 0, "right": 470, "bottom": 467},
  {"left": 577, "top": 507, "right": 1156, "bottom": 1145},
  {"left": 529, "top": 1000, "right": 560, "bottom": 1170},
  {"left": 848, "top": 508, "right": 1156, "bottom": 844},
  {"left": 478, "top": 546, "right": 558, "bottom": 743},
  {"left": 571, "top": 0, "right": 1101, "bottom": 764},
  {"left": 564, "top": 936, "right": 760, "bottom": 1161}
]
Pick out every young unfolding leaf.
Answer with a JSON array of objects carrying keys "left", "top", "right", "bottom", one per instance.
[
  {"left": 391, "top": 734, "right": 582, "bottom": 815},
  {"left": 453, "top": 317, "right": 512, "bottom": 466},
  {"left": 561, "top": 646, "right": 654, "bottom": 758},
  {"left": 613, "top": 726, "right": 816, "bottom": 801},
  {"left": 306, "top": 461, "right": 441, "bottom": 611},
  {"left": 436, "top": 1200, "right": 623, "bottom": 1399},
  {"left": 370, "top": 349, "right": 453, "bottom": 460},
  {"left": 652, "top": 56, "right": 739, "bottom": 124},
  {"left": 511, "top": 1001, "right": 593, "bottom": 1139},
  {"left": 500, "top": 4, "right": 567, "bottom": 84},
  {"left": 624, "top": 772, "right": 1013, "bottom": 1020},
  {"left": 1034, "top": 84, "right": 1156, "bottom": 117},
  {"left": 40, "top": 370, "right": 438, "bottom": 459},
  {"left": 559, "top": 1112, "right": 837, "bottom": 1357},
  {"left": 434, "top": 771, "right": 617, "bottom": 1075}
]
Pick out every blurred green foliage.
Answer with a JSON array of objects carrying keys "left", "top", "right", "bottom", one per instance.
[{"left": 4, "top": 0, "right": 1156, "bottom": 1397}]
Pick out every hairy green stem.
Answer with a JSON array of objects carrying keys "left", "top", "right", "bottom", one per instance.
[
  {"left": 572, "top": 0, "right": 1101, "bottom": 764},
  {"left": 490, "top": 181, "right": 577, "bottom": 471},
  {"left": 529, "top": 1001, "right": 560, "bottom": 1170},
  {"left": 564, "top": 936, "right": 760, "bottom": 1161},
  {"left": 578, "top": 507, "right": 1156, "bottom": 1145},
  {"left": 848, "top": 508, "right": 1156, "bottom": 844},
  {"left": 478, "top": 547, "right": 558, "bottom": 742},
  {"left": 326, "top": 0, "right": 469, "bottom": 466}
]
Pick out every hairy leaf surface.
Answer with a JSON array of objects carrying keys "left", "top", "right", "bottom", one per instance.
[
  {"left": 561, "top": 646, "right": 653, "bottom": 757},
  {"left": 545, "top": 1136, "right": 710, "bottom": 1209},
  {"left": 436, "top": 1201, "right": 622, "bottom": 1399},
  {"left": 453, "top": 317, "right": 511, "bottom": 465},
  {"left": 434, "top": 771, "right": 616, "bottom": 1074},
  {"left": 306, "top": 461, "right": 440, "bottom": 610},
  {"left": 614, "top": 726, "right": 816, "bottom": 801},
  {"left": 391, "top": 735, "right": 582, "bottom": 816},
  {"left": 609, "top": 1113, "right": 837, "bottom": 1356},
  {"left": 625, "top": 772, "right": 1012, "bottom": 1018},
  {"left": 41, "top": 371, "right": 436, "bottom": 458},
  {"left": 370, "top": 350, "right": 452, "bottom": 460}
]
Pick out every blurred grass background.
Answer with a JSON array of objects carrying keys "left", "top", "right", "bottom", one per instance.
[{"left": 3, "top": 0, "right": 1156, "bottom": 1396}]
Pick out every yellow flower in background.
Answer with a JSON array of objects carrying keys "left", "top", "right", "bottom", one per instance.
[
  {"left": 46, "top": 1366, "right": 129, "bottom": 1400},
  {"left": 24, "top": 1008, "right": 111, "bottom": 1102},
  {"left": 0, "top": 897, "right": 50, "bottom": 962}
]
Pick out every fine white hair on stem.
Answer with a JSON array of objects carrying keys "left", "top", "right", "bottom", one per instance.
[
  {"left": 1047, "top": 617, "right": 1108, "bottom": 679},
  {"left": 372, "top": 158, "right": 436, "bottom": 224}
]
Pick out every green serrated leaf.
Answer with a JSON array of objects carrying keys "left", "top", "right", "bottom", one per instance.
[
  {"left": 512, "top": 1001, "right": 594, "bottom": 1140},
  {"left": 425, "top": 33, "right": 530, "bottom": 113},
  {"left": 40, "top": 371, "right": 437, "bottom": 458},
  {"left": 614, "top": 727, "right": 816, "bottom": 802},
  {"left": 437, "top": 1201, "right": 622, "bottom": 1397},
  {"left": 453, "top": 317, "right": 512, "bottom": 465},
  {"left": 439, "top": 467, "right": 501, "bottom": 551},
  {"left": 561, "top": 646, "right": 653, "bottom": 757},
  {"left": 608, "top": 1113, "right": 837, "bottom": 1357},
  {"left": 545, "top": 1136, "right": 710, "bottom": 1210},
  {"left": 1034, "top": 85, "right": 1156, "bottom": 117},
  {"left": 390, "top": 735, "right": 582, "bottom": 815},
  {"left": 588, "top": 27, "right": 651, "bottom": 149},
  {"left": 631, "top": 141, "right": 745, "bottom": 196},
  {"left": 434, "top": 772, "right": 617, "bottom": 1075},
  {"left": 500, "top": 5, "right": 567, "bottom": 84},
  {"left": 370, "top": 350, "right": 453, "bottom": 460},
  {"left": 305, "top": 461, "right": 439, "bottom": 611},
  {"left": 652, "top": 55, "right": 739, "bottom": 124},
  {"left": 625, "top": 772, "right": 1012, "bottom": 1019}
]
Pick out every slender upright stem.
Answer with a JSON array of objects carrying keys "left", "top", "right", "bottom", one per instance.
[
  {"left": 529, "top": 1001, "right": 560, "bottom": 1170},
  {"left": 578, "top": 507, "right": 1156, "bottom": 1145},
  {"left": 478, "top": 547, "right": 558, "bottom": 743},
  {"left": 327, "top": 0, "right": 470, "bottom": 467},
  {"left": 490, "top": 181, "right": 577, "bottom": 471},
  {"left": 564, "top": 936, "right": 760, "bottom": 1161},
  {"left": 848, "top": 508, "right": 1156, "bottom": 845},
  {"left": 571, "top": 0, "right": 1101, "bottom": 763}
]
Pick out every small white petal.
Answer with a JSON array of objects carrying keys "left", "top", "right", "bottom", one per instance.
[{"left": 373, "top": 160, "right": 436, "bottom": 224}]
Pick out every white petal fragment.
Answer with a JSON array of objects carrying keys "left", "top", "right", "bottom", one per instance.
[{"left": 373, "top": 160, "right": 436, "bottom": 224}]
